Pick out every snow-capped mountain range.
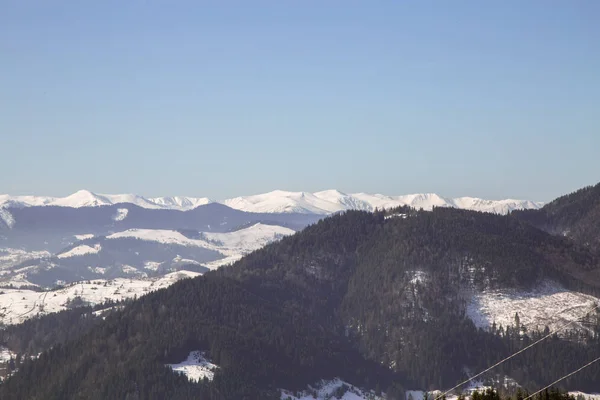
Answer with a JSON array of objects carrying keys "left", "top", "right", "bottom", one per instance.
[{"left": 0, "top": 189, "right": 543, "bottom": 215}]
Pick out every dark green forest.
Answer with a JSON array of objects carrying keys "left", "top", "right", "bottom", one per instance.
[{"left": 1, "top": 184, "right": 600, "bottom": 399}]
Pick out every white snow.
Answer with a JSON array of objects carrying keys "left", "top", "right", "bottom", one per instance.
[
  {"left": 0, "top": 208, "right": 15, "bottom": 229},
  {"left": 569, "top": 392, "right": 600, "bottom": 400},
  {"left": 147, "top": 196, "right": 212, "bottom": 210},
  {"left": 0, "top": 270, "right": 201, "bottom": 325},
  {"left": 74, "top": 234, "right": 95, "bottom": 240},
  {"left": 88, "top": 266, "right": 108, "bottom": 274},
  {"left": 224, "top": 190, "right": 355, "bottom": 214},
  {"left": 203, "top": 223, "right": 292, "bottom": 257},
  {"left": 0, "top": 347, "right": 15, "bottom": 362},
  {"left": 0, "top": 190, "right": 212, "bottom": 210},
  {"left": 172, "top": 255, "right": 201, "bottom": 265},
  {"left": 0, "top": 248, "right": 51, "bottom": 270},
  {"left": 56, "top": 244, "right": 101, "bottom": 259},
  {"left": 107, "top": 223, "right": 294, "bottom": 263},
  {"left": 121, "top": 265, "right": 140, "bottom": 274},
  {"left": 385, "top": 213, "right": 407, "bottom": 220},
  {"left": 466, "top": 281, "right": 600, "bottom": 333},
  {"left": 202, "top": 255, "right": 243, "bottom": 270},
  {"left": 281, "top": 378, "right": 384, "bottom": 400},
  {"left": 409, "top": 270, "right": 427, "bottom": 285},
  {"left": 144, "top": 261, "right": 161, "bottom": 271},
  {"left": 112, "top": 208, "right": 129, "bottom": 221},
  {"left": 0, "top": 189, "right": 542, "bottom": 215},
  {"left": 167, "top": 351, "right": 218, "bottom": 382},
  {"left": 107, "top": 229, "right": 201, "bottom": 246},
  {"left": 0, "top": 273, "right": 39, "bottom": 288}
]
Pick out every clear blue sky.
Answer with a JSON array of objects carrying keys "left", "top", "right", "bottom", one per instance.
[{"left": 1, "top": 1, "right": 599, "bottom": 201}]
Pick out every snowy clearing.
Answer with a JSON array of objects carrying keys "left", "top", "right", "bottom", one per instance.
[
  {"left": 0, "top": 273, "right": 39, "bottom": 288},
  {"left": 0, "top": 248, "right": 51, "bottom": 270},
  {"left": 144, "top": 261, "right": 161, "bottom": 271},
  {"left": 107, "top": 223, "right": 294, "bottom": 258},
  {"left": 0, "top": 270, "right": 201, "bottom": 325},
  {"left": 569, "top": 392, "right": 600, "bottom": 400},
  {"left": 281, "top": 378, "right": 384, "bottom": 400},
  {"left": 74, "top": 234, "right": 95, "bottom": 240},
  {"left": 467, "top": 281, "right": 600, "bottom": 333},
  {"left": 0, "top": 208, "right": 15, "bottom": 229},
  {"left": 0, "top": 347, "right": 15, "bottom": 362},
  {"left": 112, "top": 208, "right": 129, "bottom": 221},
  {"left": 167, "top": 351, "right": 218, "bottom": 382},
  {"left": 57, "top": 244, "right": 101, "bottom": 259}
]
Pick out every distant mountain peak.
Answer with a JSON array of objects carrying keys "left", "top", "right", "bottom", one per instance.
[{"left": 0, "top": 189, "right": 543, "bottom": 215}]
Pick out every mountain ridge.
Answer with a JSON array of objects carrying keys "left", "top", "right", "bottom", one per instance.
[{"left": 0, "top": 189, "right": 543, "bottom": 215}]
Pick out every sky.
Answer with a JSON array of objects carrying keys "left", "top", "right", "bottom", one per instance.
[{"left": 1, "top": 1, "right": 599, "bottom": 202}]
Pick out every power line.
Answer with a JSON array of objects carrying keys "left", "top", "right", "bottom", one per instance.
[
  {"left": 434, "top": 301, "right": 600, "bottom": 400},
  {"left": 523, "top": 355, "right": 600, "bottom": 400}
]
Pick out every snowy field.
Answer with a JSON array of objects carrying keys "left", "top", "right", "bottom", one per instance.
[
  {"left": 0, "top": 248, "right": 51, "bottom": 271},
  {"left": 0, "top": 270, "right": 200, "bottom": 325},
  {"left": 467, "top": 281, "right": 599, "bottom": 333},
  {"left": 106, "top": 223, "right": 294, "bottom": 270},
  {"left": 281, "top": 379, "right": 384, "bottom": 400},
  {"left": 167, "top": 351, "right": 218, "bottom": 382},
  {"left": 569, "top": 392, "right": 600, "bottom": 400},
  {"left": 0, "top": 347, "right": 15, "bottom": 362},
  {"left": 57, "top": 244, "right": 101, "bottom": 258}
]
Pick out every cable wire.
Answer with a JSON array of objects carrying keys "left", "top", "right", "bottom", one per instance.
[
  {"left": 434, "top": 301, "right": 600, "bottom": 400},
  {"left": 522, "top": 355, "right": 600, "bottom": 400}
]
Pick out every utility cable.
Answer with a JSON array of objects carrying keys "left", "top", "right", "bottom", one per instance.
[
  {"left": 434, "top": 301, "right": 600, "bottom": 400},
  {"left": 522, "top": 355, "right": 600, "bottom": 400}
]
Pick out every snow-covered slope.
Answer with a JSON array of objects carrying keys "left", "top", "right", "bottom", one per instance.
[
  {"left": 0, "top": 189, "right": 542, "bottom": 215},
  {"left": 0, "top": 190, "right": 212, "bottom": 211},
  {"left": 0, "top": 270, "right": 201, "bottom": 325},
  {"left": 467, "top": 281, "right": 600, "bottom": 333},
  {"left": 106, "top": 223, "right": 294, "bottom": 269},
  {"left": 56, "top": 244, "right": 101, "bottom": 259},
  {"left": 223, "top": 190, "right": 543, "bottom": 215},
  {"left": 281, "top": 378, "right": 384, "bottom": 400},
  {"left": 167, "top": 351, "right": 218, "bottom": 382},
  {"left": 223, "top": 190, "right": 353, "bottom": 214},
  {"left": 0, "top": 208, "right": 16, "bottom": 229}
]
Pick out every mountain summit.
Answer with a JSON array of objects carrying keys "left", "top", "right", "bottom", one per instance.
[{"left": 0, "top": 189, "right": 543, "bottom": 215}]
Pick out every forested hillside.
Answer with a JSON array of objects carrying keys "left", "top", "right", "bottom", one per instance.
[
  {"left": 514, "top": 182, "right": 600, "bottom": 253},
  {"left": 2, "top": 192, "right": 600, "bottom": 399}
]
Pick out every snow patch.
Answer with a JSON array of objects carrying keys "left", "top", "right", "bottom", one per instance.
[
  {"left": 0, "top": 248, "right": 51, "bottom": 270},
  {"left": 569, "top": 392, "right": 600, "bottom": 400},
  {"left": 0, "top": 270, "right": 201, "bottom": 325},
  {"left": 167, "top": 351, "right": 218, "bottom": 382},
  {"left": 172, "top": 255, "right": 200, "bottom": 265},
  {"left": 0, "top": 273, "right": 39, "bottom": 288},
  {"left": 144, "top": 261, "right": 161, "bottom": 271},
  {"left": 466, "top": 281, "right": 599, "bottom": 333},
  {"left": 74, "top": 234, "right": 94, "bottom": 240},
  {"left": 385, "top": 213, "right": 407, "bottom": 220},
  {"left": 0, "top": 190, "right": 542, "bottom": 215},
  {"left": 0, "top": 208, "right": 15, "bottom": 229},
  {"left": 112, "top": 208, "right": 129, "bottom": 221},
  {"left": 0, "top": 347, "right": 15, "bottom": 362},
  {"left": 121, "top": 265, "right": 139, "bottom": 274},
  {"left": 0, "top": 191, "right": 212, "bottom": 210},
  {"left": 409, "top": 270, "right": 427, "bottom": 285},
  {"left": 281, "top": 378, "right": 384, "bottom": 400},
  {"left": 88, "top": 266, "right": 108, "bottom": 274},
  {"left": 57, "top": 244, "right": 101, "bottom": 259},
  {"left": 107, "top": 224, "right": 294, "bottom": 260}
]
